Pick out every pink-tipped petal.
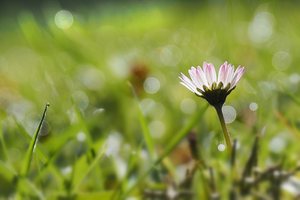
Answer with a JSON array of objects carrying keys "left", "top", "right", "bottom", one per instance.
[
  {"left": 188, "top": 67, "right": 203, "bottom": 89},
  {"left": 230, "top": 66, "right": 245, "bottom": 88},
  {"left": 224, "top": 64, "right": 234, "bottom": 86},
  {"left": 218, "top": 61, "right": 228, "bottom": 84},
  {"left": 179, "top": 73, "right": 198, "bottom": 94},
  {"left": 180, "top": 61, "right": 244, "bottom": 98},
  {"left": 197, "top": 66, "right": 208, "bottom": 87},
  {"left": 194, "top": 67, "right": 204, "bottom": 88},
  {"left": 180, "top": 81, "right": 202, "bottom": 96},
  {"left": 203, "top": 62, "right": 216, "bottom": 86},
  {"left": 209, "top": 63, "right": 217, "bottom": 83}
]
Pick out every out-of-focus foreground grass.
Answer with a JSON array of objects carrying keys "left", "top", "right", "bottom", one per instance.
[{"left": 0, "top": 1, "right": 300, "bottom": 199}]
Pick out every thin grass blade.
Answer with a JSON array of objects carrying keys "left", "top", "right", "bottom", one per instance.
[
  {"left": 21, "top": 103, "right": 50, "bottom": 177},
  {"left": 129, "top": 82, "right": 156, "bottom": 160},
  {"left": 121, "top": 104, "right": 208, "bottom": 198}
]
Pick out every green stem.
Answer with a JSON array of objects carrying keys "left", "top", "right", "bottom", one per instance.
[
  {"left": 214, "top": 104, "right": 232, "bottom": 152},
  {"left": 0, "top": 128, "right": 8, "bottom": 161}
]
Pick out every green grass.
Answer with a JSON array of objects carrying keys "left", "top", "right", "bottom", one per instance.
[{"left": 0, "top": 1, "right": 300, "bottom": 199}]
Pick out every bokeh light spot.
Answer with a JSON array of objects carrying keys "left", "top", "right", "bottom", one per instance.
[
  {"left": 77, "top": 131, "right": 86, "bottom": 142},
  {"left": 222, "top": 105, "right": 237, "bottom": 124},
  {"left": 272, "top": 51, "right": 292, "bottom": 71},
  {"left": 217, "top": 144, "right": 226, "bottom": 152},
  {"left": 78, "top": 67, "right": 105, "bottom": 90},
  {"left": 105, "top": 131, "right": 122, "bottom": 157},
  {"left": 248, "top": 11, "right": 274, "bottom": 44},
  {"left": 249, "top": 102, "right": 258, "bottom": 111},
  {"left": 61, "top": 166, "right": 72, "bottom": 176},
  {"left": 144, "top": 77, "right": 160, "bottom": 94},
  {"left": 180, "top": 98, "right": 196, "bottom": 114},
  {"left": 159, "top": 45, "right": 182, "bottom": 67},
  {"left": 149, "top": 120, "right": 165, "bottom": 139},
  {"left": 140, "top": 98, "right": 156, "bottom": 115},
  {"left": 72, "top": 91, "right": 89, "bottom": 111},
  {"left": 269, "top": 135, "right": 286, "bottom": 154},
  {"left": 289, "top": 73, "right": 300, "bottom": 84},
  {"left": 55, "top": 10, "right": 74, "bottom": 29}
]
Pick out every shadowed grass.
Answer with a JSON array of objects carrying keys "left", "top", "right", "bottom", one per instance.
[{"left": 120, "top": 104, "right": 209, "bottom": 198}]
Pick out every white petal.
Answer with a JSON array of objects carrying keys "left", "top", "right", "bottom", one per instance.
[
  {"left": 180, "top": 81, "right": 201, "bottom": 95},
  {"left": 230, "top": 66, "right": 245, "bottom": 89},
  {"left": 179, "top": 74, "right": 195, "bottom": 90},
  {"left": 197, "top": 66, "right": 208, "bottom": 87},
  {"left": 218, "top": 61, "right": 228, "bottom": 84},
  {"left": 209, "top": 63, "right": 217, "bottom": 83},
  {"left": 203, "top": 62, "right": 216, "bottom": 86},
  {"left": 179, "top": 79, "right": 195, "bottom": 93},
  {"left": 188, "top": 67, "right": 203, "bottom": 89},
  {"left": 224, "top": 64, "right": 234, "bottom": 86},
  {"left": 179, "top": 73, "right": 198, "bottom": 94}
]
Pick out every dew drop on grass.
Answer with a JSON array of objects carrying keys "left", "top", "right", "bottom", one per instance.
[{"left": 222, "top": 105, "right": 237, "bottom": 124}]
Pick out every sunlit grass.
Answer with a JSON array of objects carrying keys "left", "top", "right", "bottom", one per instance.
[{"left": 0, "top": 1, "right": 300, "bottom": 199}]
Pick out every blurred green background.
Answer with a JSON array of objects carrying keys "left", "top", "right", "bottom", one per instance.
[{"left": 0, "top": 0, "right": 300, "bottom": 199}]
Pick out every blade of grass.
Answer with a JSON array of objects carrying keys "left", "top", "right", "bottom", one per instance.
[
  {"left": 120, "top": 104, "right": 209, "bottom": 199},
  {"left": 14, "top": 118, "right": 48, "bottom": 165},
  {"left": 274, "top": 110, "right": 300, "bottom": 139},
  {"left": 111, "top": 139, "right": 147, "bottom": 199},
  {"left": 0, "top": 160, "right": 17, "bottom": 181},
  {"left": 73, "top": 144, "right": 106, "bottom": 191},
  {"left": 21, "top": 103, "right": 50, "bottom": 177},
  {"left": 279, "top": 90, "right": 300, "bottom": 106},
  {"left": 128, "top": 82, "right": 156, "bottom": 160},
  {"left": 17, "top": 178, "right": 46, "bottom": 200},
  {"left": 0, "top": 123, "right": 8, "bottom": 161}
]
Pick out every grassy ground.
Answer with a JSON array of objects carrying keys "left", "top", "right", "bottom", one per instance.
[{"left": 0, "top": 1, "right": 300, "bottom": 199}]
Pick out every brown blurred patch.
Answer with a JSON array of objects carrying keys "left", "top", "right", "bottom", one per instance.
[
  {"left": 169, "top": 140, "right": 193, "bottom": 165},
  {"left": 240, "top": 108, "right": 257, "bottom": 128},
  {"left": 129, "top": 62, "right": 149, "bottom": 96}
]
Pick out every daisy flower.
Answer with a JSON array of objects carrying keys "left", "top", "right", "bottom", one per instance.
[
  {"left": 179, "top": 61, "right": 245, "bottom": 151},
  {"left": 179, "top": 61, "right": 245, "bottom": 107}
]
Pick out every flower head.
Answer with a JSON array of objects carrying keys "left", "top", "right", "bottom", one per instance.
[{"left": 179, "top": 61, "right": 245, "bottom": 107}]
